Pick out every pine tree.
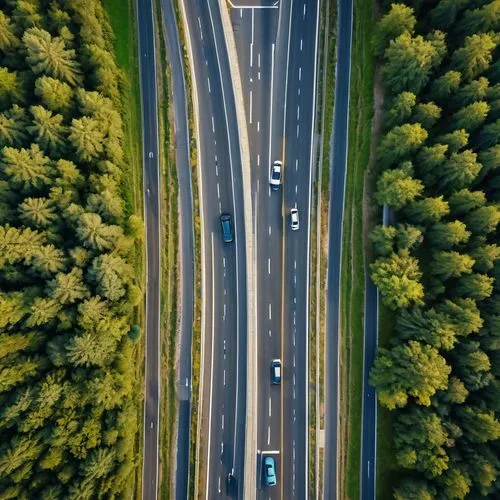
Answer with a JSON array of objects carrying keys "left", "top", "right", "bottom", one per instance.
[
  {"left": 34, "top": 76, "right": 73, "bottom": 113},
  {"left": 0, "top": 67, "right": 24, "bottom": 110},
  {"left": 378, "top": 123, "right": 428, "bottom": 167},
  {"left": 384, "top": 32, "right": 446, "bottom": 94},
  {"left": 370, "top": 249, "right": 424, "bottom": 309},
  {"left": 0, "top": 104, "right": 29, "bottom": 147},
  {"left": 370, "top": 340, "right": 450, "bottom": 409},
  {"left": 375, "top": 163, "right": 424, "bottom": 209},
  {"left": 451, "top": 101, "right": 490, "bottom": 132},
  {"left": 426, "top": 220, "right": 471, "bottom": 250},
  {"left": 429, "top": 70, "right": 461, "bottom": 102},
  {"left": 27, "top": 105, "right": 67, "bottom": 156},
  {"left": 451, "top": 33, "right": 497, "bottom": 82},
  {"left": 374, "top": 3, "right": 416, "bottom": 56},
  {"left": 23, "top": 27, "right": 81, "bottom": 85},
  {"left": 0, "top": 11, "right": 20, "bottom": 53},
  {"left": 68, "top": 116, "right": 105, "bottom": 161}
]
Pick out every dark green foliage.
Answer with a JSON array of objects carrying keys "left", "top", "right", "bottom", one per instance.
[
  {"left": 0, "top": 1, "right": 139, "bottom": 496},
  {"left": 370, "top": 1, "right": 500, "bottom": 495}
]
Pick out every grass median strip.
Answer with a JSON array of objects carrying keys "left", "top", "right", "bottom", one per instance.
[
  {"left": 339, "top": 0, "right": 375, "bottom": 498},
  {"left": 102, "top": 0, "right": 144, "bottom": 496}
]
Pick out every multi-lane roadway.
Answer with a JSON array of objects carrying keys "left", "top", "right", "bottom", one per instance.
[
  {"left": 183, "top": 0, "right": 248, "bottom": 497},
  {"left": 230, "top": 0, "right": 319, "bottom": 497}
]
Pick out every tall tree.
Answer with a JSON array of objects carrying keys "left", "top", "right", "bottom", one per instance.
[
  {"left": 451, "top": 101, "right": 490, "bottom": 132},
  {"left": 437, "top": 149, "right": 482, "bottom": 192},
  {"left": 411, "top": 101, "right": 441, "bottom": 130},
  {"left": 458, "top": 406, "right": 500, "bottom": 443},
  {"left": 68, "top": 116, "right": 105, "bottom": 162},
  {"left": 405, "top": 196, "right": 450, "bottom": 224},
  {"left": 456, "top": 273, "right": 494, "bottom": 301},
  {"left": 452, "top": 77, "right": 489, "bottom": 108},
  {"left": 0, "top": 143, "right": 52, "bottom": 192},
  {"left": 386, "top": 91, "right": 416, "bottom": 129},
  {"left": 27, "top": 105, "right": 66, "bottom": 156},
  {"left": 451, "top": 33, "right": 497, "bottom": 82},
  {"left": 370, "top": 249, "right": 424, "bottom": 309},
  {"left": 18, "top": 197, "right": 56, "bottom": 227},
  {"left": 0, "top": 11, "right": 19, "bottom": 53},
  {"left": 448, "top": 188, "right": 486, "bottom": 216},
  {"left": 75, "top": 212, "right": 123, "bottom": 251},
  {"left": 429, "top": 70, "right": 461, "bottom": 102},
  {"left": 34, "top": 76, "right": 73, "bottom": 113},
  {"left": 428, "top": 0, "right": 469, "bottom": 29},
  {"left": 465, "top": 205, "right": 500, "bottom": 235},
  {"left": 426, "top": 220, "right": 471, "bottom": 250},
  {"left": 374, "top": 3, "right": 416, "bottom": 56},
  {"left": 0, "top": 67, "right": 24, "bottom": 110},
  {"left": 394, "top": 478, "right": 436, "bottom": 500},
  {"left": 460, "top": 0, "right": 500, "bottom": 35},
  {"left": 430, "top": 251, "right": 474, "bottom": 280},
  {"left": 370, "top": 340, "right": 451, "bottom": 409},
  {"left": 375, "top": 163, "right": 424, "bottom": 209},
  {"left": 383, "top": 32, "right": 446, "bottom": 94},
  {"left": 0, "top": 104, "right": 29, "bottom": 147},
  {"left": 377, "top": 123, "right": 428, "bottom": 167},
  {"left": 23, "top": 27, "right": 81, "bottom": 85}
]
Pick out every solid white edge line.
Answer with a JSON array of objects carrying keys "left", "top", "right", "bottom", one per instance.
[
  {"left": 205, "top": 233, "right": 216, "bottom": 499},
  {"left": 305, "top": 0, "right": 321, "bottom": 498}
]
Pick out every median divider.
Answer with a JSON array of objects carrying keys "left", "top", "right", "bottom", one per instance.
[{"left": 217, "top": 2, "right": 256, "bottom": 499}]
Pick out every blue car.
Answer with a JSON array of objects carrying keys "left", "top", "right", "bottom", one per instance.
[
  {"left": 263, "top": 456, "right": 277, "bottom": 486},
  {"left": 220, "top": 214, "right": 233, "bottom": 243}
]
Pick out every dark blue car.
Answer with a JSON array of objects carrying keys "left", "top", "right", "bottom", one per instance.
[{"left": 220, "top": 214, "right": 233, "bottom": 243}]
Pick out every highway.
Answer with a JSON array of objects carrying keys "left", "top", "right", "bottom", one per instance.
[
  {"left": 182, "top": 0, "right": 248, "bottom": 497},
  {"left": 137, "top": 0, "right": 161, "bottom": 498},
  {"left": 159, "top": 0, "right": 195, "bottom": 498},
  {"left": 324, "top": 0, "right": 353, "bottom": 499},
  {"left": 230, "top": 0, "right": 319, "bottom": 497}
]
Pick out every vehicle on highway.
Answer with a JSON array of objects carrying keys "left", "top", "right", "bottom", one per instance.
[
  {"left": 290, "top": 208, "right": 299, "bottom": 231},
  {"left": 270, "top": 359, "right": 281, "bottom": 384},
  {"left": 263, "top": 456, "right": 277, "bottom": 486},
  {"left": 220, "top": 213, "right": 234, "bottom": 243},
  {"left": 226, "top": 473, "right": 237, "bottom": 496},
  {"left": 270, "top": 160, "right": 282, "bottom": 190}
]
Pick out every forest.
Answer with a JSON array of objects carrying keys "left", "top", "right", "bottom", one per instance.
[
  {"left": 0, "top": 0, "right": 142, "bottom": 497},
  {"left": 370, "top": 0, "right": 500, "bottom": 498}
]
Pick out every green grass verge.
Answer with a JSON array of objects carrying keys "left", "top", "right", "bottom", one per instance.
[
  {"left": 150, "top": 1, "right": 180, "bottom": 497},
  {"left": 340, "top": 0, "right": 375, "bottom": 498},
  {"left": 102, "top": 0, "right": 144, "bottom": 497}
]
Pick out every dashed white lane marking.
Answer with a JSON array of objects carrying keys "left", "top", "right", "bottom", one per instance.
[
  {"left": 298, "top": 88, "right": 301, "bottom": 96},
  {"left": 295, "top": 184, "right": 298, "bottom": 194},
  {"left": 257, "top": 153, "right": 260, "bottom": 166},
  {"left": 293, "top": 355, "right": 296, "bottom": 368},
  {"left": 269, "top": 225, "right": 272, "bottom": 236},
  {"left": 223, "top": 303, "right": 226, "bottom": 319},
  {"left": 267, "top": 425, "right": 271, "bottom": 445},
  {"left": 207, "top": 77, "right": 211, "bottom": 93},
  {"left": 297, "top": 105, "right": 300, "bottom": 120},
  {"left": 269, "top": 329, "right": 272, "bottom": 337},
  {"left": 224, "top": 288, "right": 227, "bottom": 295},
  {"left": 296, "top": 159, "right": 299, "bottom": 171},
  {"left": 299, "top": 67, "right": 302, "bottom": 81},
  {"left": 250, "top": 43, "right": 253, "bottom": 67},
  {"left": 300, "top": 39, "right": 303, "bottom": 51},
  {"left": 215, "top": 164, "right": 218, "bottom": 176},
  {"left": 294, "top": 274, "right": 297, "bottom": 285},
  {"left": 222, "top": 414, "right": 224, "bottom": 430},
  {"left": 293, "top": 333, "right": 296, "bottom": 347},
  {"left": 269, "top": 397, "right": 272, "bottom": 417},
  {"left": 296, "top": 124, "right": 299, "bottom": 138},
  {"left": 223, "top": 257, "right": 226, "bottom": 268},
  {"left": 258, "top": 53, "right": 261, "bottom": 68},
  {"left": 217, "top": 183, "right": 220, "bottom": 199},
  {"left": 218, "top": 201, "right": 221, "bottom": 214},
  {"left": 303, "top": 4, "right": 306, "bottom": 17},
  {"left": 268, "top": 257, "right": 271, "bottom": 274},
  {"left": 268, "top": 185, "right": 271, "bottom": 198},
  {"left": 218, "top": 476, "right": 221, "bottom": 493},
  {"left": 240, "top": 8, "right": 242, "bottom": 17},
  {"left": 258, "top": 71, "right": 261, "bottom": 80},
  {"left": 293, "top": 373, "right": 296, "bottom": 386},
  {"left": 368, "top": 461, "right": 371, "bottom": 478},
  {"left": 223, "top": 369, "right": 226, "bottom": 386},
  {"left": 257, "top": 121, "right": 260, "bottom": 132},
  {"left": 198, "top": 17, "right": 203, "bottom": 39},
  {"left": 293, "top": 387, "right": 296, "bottom": 399},
  {"left": 249, "top": 90, "right": 253, "bottom": 123},
  {"left": 268, "top": 303, "right": 272, "bottom": 320},
  {"left": 294, "top": 260, "right": 297, "bottom": 269},
  {"left": 211, "top": 115, "right": 215, "bottom": 133}
]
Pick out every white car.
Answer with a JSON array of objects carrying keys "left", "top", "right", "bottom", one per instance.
[
  {"left": 270, "top": 160, "right": 282, "bottom": 190},
  {"left": 290, "top": 208, "right": 299, "bottom": 230}
]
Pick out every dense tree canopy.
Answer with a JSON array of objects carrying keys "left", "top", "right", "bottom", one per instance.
[
  {"left": 371, "top": 1, "right": 500, "bottom": 497},
  {"left": 0, "top": 1, "right": 141, "bottom": 497}
]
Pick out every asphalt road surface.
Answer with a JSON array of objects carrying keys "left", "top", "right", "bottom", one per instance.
[
  {"left": 183, "top": 0, "right": 248, "bottom": 497},
  {"left": 361, "top": 277, "right": 378, "bottom": 500},
  {"left": 324, "top": 0, "right": 353, "bottom": 499},
  {"left": 159, "top": 0, "right": 196, "bottom": 498},
  {"left": 137, "top": 0, "right": 161, "bottom": 498},
  {"left": 231, "top": 0, "right": 319, "bottom": 497}
]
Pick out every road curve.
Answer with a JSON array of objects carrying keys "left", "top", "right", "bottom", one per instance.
[
  {"left": 324, "top": 0, "right": 353, "bottom": 499},
  {"left": 159, "top": 0, "right": 196, "bottom": 498},
  {"left": 137, "top": 0, "right": 162, "bottom": 498},
  {"left": 183, "top": 0, "right": 248, "bottom": 497}
]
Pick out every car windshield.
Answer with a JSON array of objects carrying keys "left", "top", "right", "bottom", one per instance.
[{"left": 272, "top": 170, "right": 280, "bottom": 179}]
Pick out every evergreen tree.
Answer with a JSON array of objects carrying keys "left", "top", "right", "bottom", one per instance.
[
  {"left": 370, "top": 340, "right": 451, "bottom": 409},
  {"left": 451, "top": 33, "right": 497, "bottom": 82},
  {"left": 451, "top": 101, "right": 490, "bottom": 132},
  {"left": 375, "top": 163, "right": 424, "bottom": 209},
  {"left": 384, "top": 32, "right": 446, "bottom": 94},
  {"left": 378, "top": 123, "right": 428, "bottom": 167},
  {"left": 374, "top": 3, "right": 417, "bottom": 56},
  {"left": 426, "top": 220, "right": 471, "bottom": 250},
  {"left": 429, "top": 70, "right": 461, "bottom": 102},
  {"left": 34, "top": 76, "right": 73, "bottom": 113}
]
